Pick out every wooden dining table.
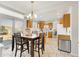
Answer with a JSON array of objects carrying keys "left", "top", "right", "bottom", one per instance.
[{"left": 12, "top": 34, "right": 40, "bottom": 57}]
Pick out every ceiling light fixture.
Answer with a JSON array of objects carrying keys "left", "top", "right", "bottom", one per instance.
[{"left": 27, "top": 1, "right": 37, "bottom": 19}]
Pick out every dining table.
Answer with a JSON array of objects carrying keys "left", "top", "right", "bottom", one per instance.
[{"left": 12, "top": 34, "right": 40, "bottom": 57}]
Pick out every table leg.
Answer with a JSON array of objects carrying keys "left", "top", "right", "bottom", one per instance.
[
  {"left": 31, "top": 40, "right": 34, "bottom": 57},
  {"left": 12, "top": 36, "right": 14, "bottom": 51}
]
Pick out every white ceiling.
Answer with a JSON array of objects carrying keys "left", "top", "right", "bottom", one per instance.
[{"left": 0, "top": 1, "right": 77, "bottom": 21}]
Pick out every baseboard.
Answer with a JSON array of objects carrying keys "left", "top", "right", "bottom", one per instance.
[{"left": 71, "top": 52, "right": 78, "bottom": 57}]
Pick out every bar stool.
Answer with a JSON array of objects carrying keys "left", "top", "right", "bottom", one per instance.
[
  {"left": 14, "top": 33, "right": 29, "bottom": 57},
  {"left": 34, "top": 32, "right": 45, "bottom": 57}
]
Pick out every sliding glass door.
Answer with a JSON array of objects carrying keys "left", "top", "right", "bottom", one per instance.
[
  {"left": 0, "top": 19, "right": 24, "bottom": 41},
  {"left": 0, "top": 19, "right": 12, "bottom": 40}
]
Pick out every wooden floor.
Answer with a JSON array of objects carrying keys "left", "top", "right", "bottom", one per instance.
[{"left": 0, "top": 38, "right": 74, "bottom": 57}]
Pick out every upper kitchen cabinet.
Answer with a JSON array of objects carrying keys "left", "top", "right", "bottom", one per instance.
[
  {"left": 38, "top": 21, "right": 45, "bottom": 30},
  {"left": 48, "top": 23, "right": 53, "bottom": 30},
  {"left": 26, "top": 20, "right": 32, "bottom": 28},
  {"left": 63, "top": 13, "right": 70, "bottom": 28}
]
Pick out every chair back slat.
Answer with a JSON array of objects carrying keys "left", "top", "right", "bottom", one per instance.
[
  {"left": 39, "top": 33, "right": 44, "bottom": 48},
  {"left": 14, "top": 33, "right": 21, "bottom": 43}
]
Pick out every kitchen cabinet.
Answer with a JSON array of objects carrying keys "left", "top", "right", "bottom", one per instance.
[
  {"left": 26, "top": 20, "right": 32, "bottom": 28},
  {"left": 59, "top": 13, "right": 70, "bottom": 28},
  {"left": 63, "top": 14, "right": 70, "bottom": 27},
  {"left": 58, "top": 35, "right": 70, "bottom": 41},
  {"left": 38, "top": 21, "right": 45, "bottom": 29},
  {"left": 48, "top": 23, "right": 53, "bottom": 30},
  {"left": 48, "top": 32, "right": 52, "bottom": 38},
  {"left": 58, "top": 35, "right": 71, "bottom": 53}
]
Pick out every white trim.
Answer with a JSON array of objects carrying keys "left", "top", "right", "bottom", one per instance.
[{"left": 0, "top": 6, "right": 24, "bottom": 19}]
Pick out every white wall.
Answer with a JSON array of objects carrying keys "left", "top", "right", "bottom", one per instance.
[
  {"left": 57, "top": 24, "right": 70, "bottom": 35},
  {"left": 71, "top": 3, "right": 78, "bottom": 56},
  {"left": 57, "top": 2, "right": 78, "bottom": 56},
  {"left": 78, "top": 2, "right": 79, "bottom": 56}
]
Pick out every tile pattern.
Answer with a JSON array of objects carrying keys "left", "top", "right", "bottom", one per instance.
[{"left": 0, "top": 38, "right": 75, "bottom": 57}]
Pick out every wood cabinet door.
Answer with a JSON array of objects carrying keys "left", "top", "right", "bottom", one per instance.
[
  {"left": 48, "top": 32, "right": 52, "bottom": 38},
  {"left": 26, "top": 20, "right": 32, "bottom": 28},
  {"left": 58, "top": 35, "right": 70, "bottom": 41},
  {"left": 63, "top": 14, "right": 70, "bottom": 27},
  {"left": 38, "top": 21, "right": 45, "bottom": 29},
  {"left": 48, "top": 23, "right": 53, "bottom": 30}
]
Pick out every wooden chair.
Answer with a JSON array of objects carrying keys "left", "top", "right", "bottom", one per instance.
[
  {"left": 14, "top": 33, "right": 29, "bottom": 57},
  {"left": 34, "top": 32, "right": 45, "bottom": 57}
]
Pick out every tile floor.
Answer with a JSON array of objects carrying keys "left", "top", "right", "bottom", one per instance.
[{"left": 0, "top": 38, "right": 75, "bottom": 57}]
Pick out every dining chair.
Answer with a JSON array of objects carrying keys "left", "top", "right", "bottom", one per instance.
[
  {"left": 14, "top": 33, "right": 29, "bottom": 57},
  {"left": 34, "top": 32, "right": 45, "bottom": 57}
]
